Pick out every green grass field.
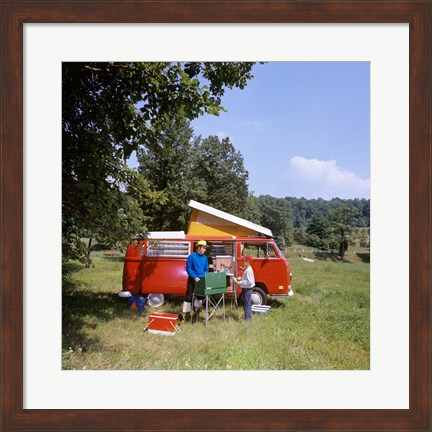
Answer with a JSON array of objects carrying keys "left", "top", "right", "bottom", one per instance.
[{"left": 62, "top": 249, "right": 369, "bottom": 370}]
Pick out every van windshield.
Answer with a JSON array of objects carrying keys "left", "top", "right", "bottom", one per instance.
[
  {"left": 243, "top": 242, "right": 278, "bottom": 258},
  {"left": 272, "top": 241, "right": 285, "bottom": 258}
]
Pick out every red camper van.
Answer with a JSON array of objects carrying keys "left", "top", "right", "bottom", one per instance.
[
  {"left": 121, "top": 232, "right": 293, "bottom": 306},
  {"left": 119, "top": 201, "right": 293, "bottom": 307}
]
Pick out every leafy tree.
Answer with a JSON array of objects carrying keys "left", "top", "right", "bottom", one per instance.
[
  {"left": 293, "top": 226, "right": 307, "bottom": 245},
  {"left": 62, "top": 62, "right": 256, "bottom": 261},
  {"left": 359, "top": 229, "right": 370, "bottom": 249},
  {"left": 243, "top": 194, "right": 263, "bottom": 225},
  {"left": 193, "top": 135, "right": 250, "bottom": 217},
  {"left": 137, "top": 126, "right": 252, "bottom": 231},
  {"left": 136, "top": 119, "right": 198, "bottom": 231},
  {"left": 306, "top": 212, "right": 331, "bottom": 250},
  {"left": 328, "top": 204, "right": 360, "bottom": 260},
  {"left": 257, "top": 195, "right": 292, "bottom": 247},
  {"left": 288, "top": 197, "right": 319, "bottom": 227}
]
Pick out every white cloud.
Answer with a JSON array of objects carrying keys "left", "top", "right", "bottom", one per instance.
[{"left": 287, "top": 156, "right": 370, "bottom": 199}]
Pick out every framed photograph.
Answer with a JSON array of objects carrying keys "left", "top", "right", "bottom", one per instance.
[{"left": 1, "top": 1, "right": 430, "bottom": 431}]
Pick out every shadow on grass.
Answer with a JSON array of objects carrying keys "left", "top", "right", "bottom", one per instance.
[
  {"left": 313, "top": 252, "right": 340, "bottom": 262},
  {"left": 164, "top": 294, "right": 243, "bottom": 323},
  {"left": 62, "top": 275, "right": 134, "bottom": 352},
  {"left": 224, "top": 309, "right": 242, "bottom": 322},
  {"left": 101, "top": 256, "right": 124, "bottom": 263},
  {"left": 356, "top": 253, "right": 370, "bottom": 263},
  {"left": 267, "top": 298, "right": 285, "bottom": 309},
  {"left": 63, "top": 262, "right": 86, "bottom": 274},
  {"left": 192, "top": 308, "right": 242, "bottom": 324},
  {"left": 312, "top": 252, "right": 362, "bottom": 264}
]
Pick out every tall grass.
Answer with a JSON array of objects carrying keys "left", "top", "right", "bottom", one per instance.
[{"left": 62, "top": 250, "right": 369, "bottom": 370}]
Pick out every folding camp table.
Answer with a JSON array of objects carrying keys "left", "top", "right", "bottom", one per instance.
[{"left": 194, "top": 272, "right": 227, "bottom": 327}]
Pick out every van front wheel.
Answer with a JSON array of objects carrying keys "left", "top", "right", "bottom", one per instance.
[{"left": 251, "top": 287, "right": 267, "bottom": 306}]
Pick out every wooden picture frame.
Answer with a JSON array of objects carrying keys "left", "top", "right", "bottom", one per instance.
[{"left": 1, "top": 1, "right": 430, "bottom": 430}]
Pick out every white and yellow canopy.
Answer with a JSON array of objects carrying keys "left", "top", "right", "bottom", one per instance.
[{"left": 187, "top": 200, "right": 273, "bottom": 238}]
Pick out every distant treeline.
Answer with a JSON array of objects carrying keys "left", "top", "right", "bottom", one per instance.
[
  {"left": 287, "top": 196, "right": 370, "bottom": 228},
  {"left": 253, "top": 195, "right": 370, "bottom": 257}
]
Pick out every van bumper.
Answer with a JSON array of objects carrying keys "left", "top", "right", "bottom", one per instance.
[{"left": 271, "top": 291, "right": 294, "bottom": 297}]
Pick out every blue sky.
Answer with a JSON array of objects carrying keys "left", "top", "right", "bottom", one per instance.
[
  {"left": 128, "top": 62, "right": 370, "bottom": 200},
  {"left": 191, "top": 62, "right": 370, "bottom": 200}
]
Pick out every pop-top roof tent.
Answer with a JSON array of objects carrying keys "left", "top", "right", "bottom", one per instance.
[{"left": 187, "top": 200, "right": 273, "bottom": 238}]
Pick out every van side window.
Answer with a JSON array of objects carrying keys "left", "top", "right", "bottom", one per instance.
[
  {"left": 207, "top": 242, "right": 235, "bottom": 258},
  {"left": 146, "top": 241, "right": 190, "bottom": 257}
]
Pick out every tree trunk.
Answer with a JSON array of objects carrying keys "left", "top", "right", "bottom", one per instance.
[{"left": 86, "top": 237, "right": 93, "bottom": 268}]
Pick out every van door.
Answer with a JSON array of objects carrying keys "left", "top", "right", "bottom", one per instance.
[{"left": 240, "top": 241, "right": 288, "bottom": 296}]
